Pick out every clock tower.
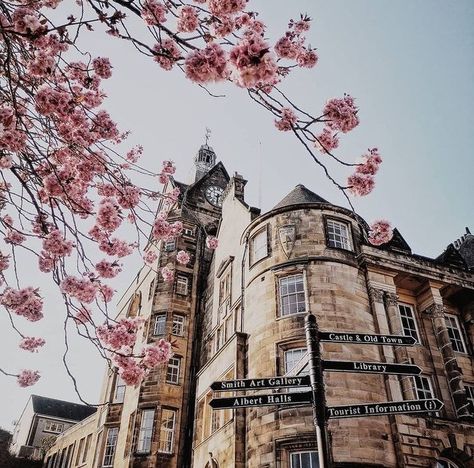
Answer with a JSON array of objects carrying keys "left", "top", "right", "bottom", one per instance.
[{"left": 194, "top": 143, "right": 216, "bottom": 182}]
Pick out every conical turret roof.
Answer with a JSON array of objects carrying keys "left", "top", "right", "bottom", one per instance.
[{"left": 273, "top": 184, "right": 329, "bottom": 210}]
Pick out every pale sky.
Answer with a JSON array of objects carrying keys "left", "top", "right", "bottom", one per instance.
[{"left": 1, "top": 0, "right": 473, "bottom": 430}]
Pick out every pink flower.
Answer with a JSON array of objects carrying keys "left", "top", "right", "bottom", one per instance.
[
  {"left": 19, "top": 337, "right": 46, "bottom": 353},
  {"left": 161, "top": 265, "right": 174, "bottom": 283},
  {"left": 206, "top": 236, "right": 219, "bottom": 249},
  {"left": 92, "top": 57, "right": 112, "bottom": 79},
  {"left": 4, "top": 229, "right": 26, "bottom": 245},
  {"left": 1, "top": 287, "right": 44, "bottom": 322},
  {"left": 142, "top": 0, "right": 167, "bottom": 25},
  {"left": 296, "top": 48, "right": 318, "bottom": 68},
  {"left": 208, "top": 0, "right": 246, "bottom": 18},
  {"left": 356, "top": 148, "right": 382, "bottom": 176},
  {"left": 0, "top": 253, "right": 10, "bottom": 271},
  {"left": 42, "top": 229, "right": 74, "bottom": 258},
  {"left": 368, "top": 220, "right": 393, "bottom": 246},
  {"left": 212, "top": 16, "right": 235, "bottom": 38},
  {"left": 176, "top": 250, "right": 190, "bottom": 265},
  {"left": 274, "top": 35, "right": 302, "bottom": 60},
  {"left": 153, "top": 39, "right": 181, "bottom": 71},
  {"left": 275, "top": 107, "right": 297, "bottom": 131},
  {"left": 324, "top": 95, "right": 360, "bottom": 133},
  {"left": 315, "top": 128, "right": 339, "bottom": 153},
  {"left": 185, "top": 43, "right": 229, "bottom": 84},
  {"left": 142, "top": 339, "right": 173, "bottom": 368},
  {"left": 99, "top": 284, "right": 114, "bottom": 303},
  {"left": 118, "top": 361, "right": 146, "bottom": 386},
  {"left": 144, "top": 250, "right": 158, "bottom": 264},
  {"left": 177, "top": 6, "right": 199, "bottom": 33},
  {"left": 73, "top": 307, "right": 92, "bottom": 325},
  {"left": 60, "top": 276, "right": 99, "bottom": 303},
  {"left": 347, "top": 173, "right": 375, "bottom": 196},
  {"left": 96, "top": 197, "right": 122, "bottom": 232},
  {"left": 96, "top": 259, "right": 121, "bottom": 278},
  {"left": 97, "top": 318, "right": 141, "bottom": 350},
  {"left": 17, "top": 370, "right": 41, "bottom": 388},
  {"left": 162, "top": 160, "right": 176, "bottom": 175}
]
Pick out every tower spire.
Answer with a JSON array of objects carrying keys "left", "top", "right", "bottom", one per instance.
[{"left": 194, "top": 128, "right": 216, "bottom": 182}]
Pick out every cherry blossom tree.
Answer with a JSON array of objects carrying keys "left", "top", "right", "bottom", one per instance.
[{"left": 0, "top": 0, "right": 391, "bottom": 393}]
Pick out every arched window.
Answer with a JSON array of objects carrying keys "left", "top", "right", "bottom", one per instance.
[
  {"left": 127, "top": 292, "right": 141, "bottom": 317},
  {"left": 436, "top": 458, "right": 460, "bottom": 468}
]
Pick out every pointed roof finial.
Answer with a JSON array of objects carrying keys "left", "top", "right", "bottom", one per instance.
[{"left": 205, "top": 127, "right": 212, "bottom": 145}]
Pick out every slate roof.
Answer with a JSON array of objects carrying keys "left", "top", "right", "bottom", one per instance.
[
  {"left": 31, "top": 395, "right": 96, "bottom": 422},
  {"left": 273, "top": 184, "right": 329, "bottom": 210}
]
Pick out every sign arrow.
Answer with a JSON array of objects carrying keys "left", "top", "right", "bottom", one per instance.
[
  {"left": 319, "top": 331, "right": 417, "bottom": 346},
  {"left": 210, "top": 391, "right": 312, "bottom": 409},
  {"left": 211, "top": 375, "right": 311, "bottom": 392},
  {"left": 322, "top": 360, "right": 422, "bottom": 375},
  {"left": 327, "top": 399, "right": 444, "bottom": 419}
]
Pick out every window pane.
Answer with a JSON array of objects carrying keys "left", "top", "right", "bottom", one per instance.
[
  {"left": 154, "top": 314, "right": 166, "bottom": 336},
  {"left": 251, "top": 229, "right": 268, "bottom": 263},
  {"left": 291, "top": 451, "right": 319, "bottom": 468},
  {"left": 445, "top": 314, "right": 467, "bottom": 353},
  {"left": 172, "top": 315, "right": 185, "bottom": 336},
  {"left": 279, "top": 275, "right": 306, "bottom": 316},
  {"left": 166, "top": 357, "right": 181, "bottom": 384},
  {"left": 102, "top": 427, "right": 118, "bottom": 467},
  {"left": 398, "top": 304, "right": 420, "bottom": 343},
  {"left": 158, "top": 409, "right": 176, "bottom": 454},
  {"left": 176, "top": 276, "right": 188, "bottom": 295},
  {"left": 137, "top": 409, "right": 154, "bottom": 454}
]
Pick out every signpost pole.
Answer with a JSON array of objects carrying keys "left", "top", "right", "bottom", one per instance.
[{"left": 305, "top": 313, "right": 331, "bottom": 468}]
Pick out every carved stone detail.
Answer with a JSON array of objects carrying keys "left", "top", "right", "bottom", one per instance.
[
  {"left": 384, "top": 292, "right": 399, "bottom": 307},
  {"left": 423, "top": 303, "right": 446, "bottom": 318},
  {"left": 368, "top": 287, "right": 384, "bottom": 303}
]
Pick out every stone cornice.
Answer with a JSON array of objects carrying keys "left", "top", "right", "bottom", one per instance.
[{"left": 423, "top": 303, "right": 446, "bottom": 318}]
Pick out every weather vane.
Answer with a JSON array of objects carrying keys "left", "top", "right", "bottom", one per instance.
[{"left": 205, "top": 127, "right": 212, "bottom": 145}]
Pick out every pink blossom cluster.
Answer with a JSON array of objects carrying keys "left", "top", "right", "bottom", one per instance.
[
  {"left": 356, "top": 148, "right": 382, "bottom": 176},
  {"left": 176, "top": 250, "right": 190, "bottom": 265},
  {"left": 324, "top": 95, "right": 360, "bottom": 133},
  {"left": 144, "top": 250, "right": 158, "bottom": 264},
  {"left": 185, "top": 43, "right": 229, "bottom": 84},
  {"left": 42, "top": 229, "right": 74, "bottom": 258},
  {"left": 347, "top": 173, "right": 375, "bottom": 197},
  {"left": 368, "top": 220, "right": 393, "bottom": 246},
  {"left": 96, "top": 197, "right": 122, "bottom": 232},
  {"left": 96, "top": 259, "right": 122, "bottom": 278},
  {"left": 96, "top": 318, "right": 142, "bottom": 350},
  {"left": 126, "top": 145, "right": 143, "bottom": 163},
  {"left": 142, "top": 0, "right": 167, "bottom": 25},
  {"left": 1, "top": 287, "right": 44, "bottom": 322},
  {"left": 161, "top": 265, "right": 174, "bottom": 282},
  {"left": 177, "top": 6, "right": 199, "bottom": 33},
  {"left": 98, "top": 237, "right": 134, "bottom": 258},
  {"left": 0, "top": 106, "right": 26, "bottom": 153},
  {"left": 60, "top": 276, "right": 99, "bottom": 303},
  {"left": 212, "top": 16, "right": 235, "bottom": 38},
  {"left": 17, "top": 370, "right": 41, "bottom": 388},
  {"left": 158, "top": 160, "right": 176, "bottom": 184},
  {"left": 117, "top": 185, "right": 140, "bottom": 209},
  {"left": 153, "top": 39, "right": 181, "bottom": 71},
  {"left": 206, "top": 236, "right": 219, "bottom": 249},
  {"left": 19, "top": 336, "right": 46, "bottom": 353},
  {"left": 12, "top": 7, "right": 45, "bottom": 35},
  {"left": 73, "top": 307, "right": 92, "bottom": 325},
  {"left": 142, "top": 339, "right": 173, "bottom": 368},
  {"left": 4, "top": 229, "right": 26, "bottom": 245},
  {"left": 275, "top": 108, "right": 297, "bottom": 131},
  {"left": 315, "top": 128, "right": 339, "bottom": 153},
  {"left": 164, "top": 187, "right": 181, "bottom": 206},
  {"left": 92, "top": 57, "right": 113, "bottom": 79},
  {"left": 0, "top": 253, "right": 10, "bottom": 271},
  {"left": 152, "top": 213, "right": 183, "bottom": 241},
  {"left": 229, "top": 35, "right": 278, "bottom": 88},
  {"left": 208, "top": 0, "right": 246, "bottom": 18},
  {"left": 113, "top": 356, "right": 145, "bottom": 386}
]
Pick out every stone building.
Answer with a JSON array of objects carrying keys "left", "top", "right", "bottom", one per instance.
[{"left": 45, "top": 147, "right": 474, "bottom": 468}]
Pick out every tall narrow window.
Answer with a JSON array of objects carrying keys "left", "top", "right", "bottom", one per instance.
[
  {"left": 82, "top": 434, "right": 92, "bottom": 463},
  {"left": 102, "top": 427, "right": 118, "bottom": 467},
  {"left": 284, "top": 348, "right": 307, "bottom": 375},
  {"left": 153, "top": 314, "right": 166, "bottom": 336},
  {"left": 158, "top": 409, "right": 176, "bottom": 454},
  {"left": 465, "top": 385, "right": 474, "bottom": 413},
  {"left": 148, "top": 278, "right": 155, "bottom": 301},
  {"left": 326, "top": 219, "right": 352, "bottom": 250},
  {"left": 176, "top": 275, "right": 189, "bottom": 295},
  {"left": 250, "top": 228, "right": 268, "bottom": 264},
  {"left": 76, "top": 438, "right": 85, "bottom": 465},
  {"left": 166, "top": 357, "right": 181, "bottom": 384},
  {"left": 172, "top": 314, "right": 185, "bottom": 336},
  {"left": 290, "top": 451, "right": 319, "bottom": 468},
  {"left": 279, "top": 274, "right": 306, "bottom": 316},
  {"left": 398, "top": 304, "right": 420, "bottom": 343},
  {"left": 112, "top": 373, "right": 126, "bottom": 403},
  {"left": 136, "top": 409, "right": 155, "bottom": 454},
  {"left": 445, "top": 314, "right": 467, "bottom": 353},
  {"left": 413, "top": 375, "right": 434, "bottom": 400}
]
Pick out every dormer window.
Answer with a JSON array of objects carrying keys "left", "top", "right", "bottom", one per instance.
[{"left": 326, "top": 219, "right": 352, "bottom": 251}]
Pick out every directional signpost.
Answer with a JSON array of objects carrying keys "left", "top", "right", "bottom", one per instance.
[
  {"left": 327, "top": 399, "right": 444, "bottom": 419},
  {"left": 322, "top": 360, "right": 422, "bottom": 376},
  {"left": 318, "top": 331, "right": 417, "bottom": 346},
  {"left": 210, "top": 391, "right": 312, "bottom": 409},
  {"left": 208, "top": 316, "right": 437, "bottom": 468}
]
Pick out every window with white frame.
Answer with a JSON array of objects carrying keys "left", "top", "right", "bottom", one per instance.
[
  {"left": 290, "top": 451, "right": 319, "bottom": 468},
  {"left": 398, "top": 304, "right": 420, "bottom": 343},
  {"left": 326, "top": 219, "right": 352, "bottom": 251},
  {"left": 413, "top": 375, "right": 434, "bottom": 400},
  {"left": 183, "top": 227, "right": 194, "bottom": 237},
  {"left": 465, "top": 385, "right": 474, "bottom": 413},
  {"left": 112, "top": 373, "right": 125, "bottom": 403},
  {"left": 445, "top": 314, "right": 467, "bottom": 353},
  {"left": 75, "top": 438, "right": 85, "bottom": 465},
  {"left": 136, "top": 409, "right": 154, "bottom": 454},
  {"left": 102, "top": 427, "right": 118, "bottom": 467},
  {"left": 279, "top": 274, "right": 306, "bottom": 316},
  {"left": 250, "top": 228, "right": 268, "bottom": 264},
  {"left": 176, "top": 275, "right": 188, "bottom": 295},
  {"left": 82, "top": 433, "right": 92, "bottom": 463},
  {"left": 172, "top": 314, "right": 185, "bottom": 336},
  {"left": 153, "top": 314, "right": 166, "bottom": 336},
  {"left": 284, "top": 348, "right": 307, "bottom": 375},
  {"left": 166, "top": 357, "right": 181, "bottom": 384},
  {"left": 44, "top": 421, "right": 64, "bottom": 433},
  {"left": 164, "top": 239, "right": 175, "bottom": 252},
  {"left": 158, "top": 409, "right": 176, "bottom": 454},
  {"left": 219, "top": 271, "right": 231, "bottom": 305}
]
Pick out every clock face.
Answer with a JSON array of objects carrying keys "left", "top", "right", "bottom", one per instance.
[{"left": 205, "top": 185, "right": 224, "bottom": 207}]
